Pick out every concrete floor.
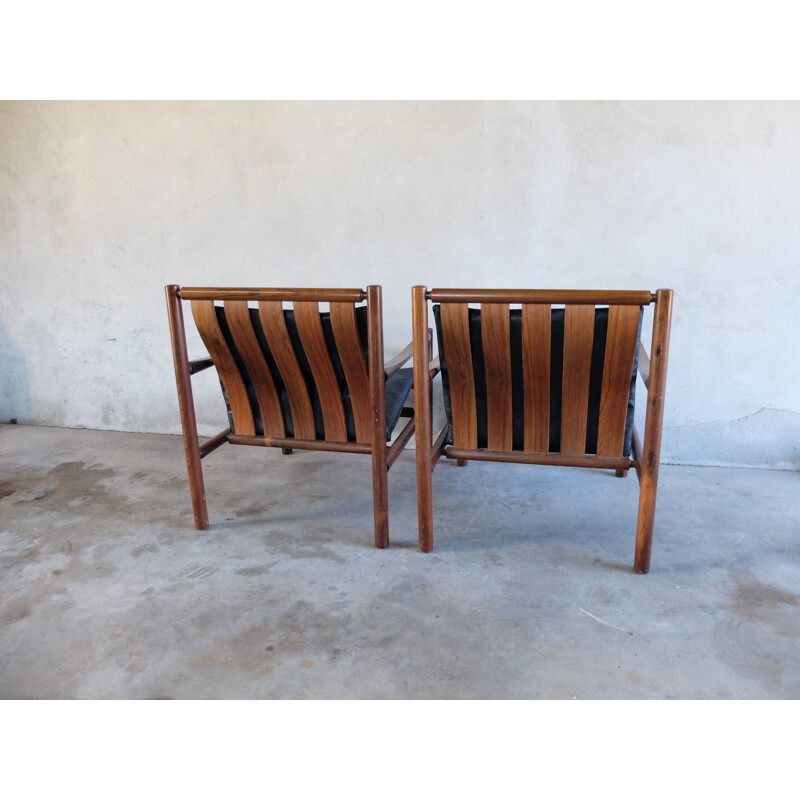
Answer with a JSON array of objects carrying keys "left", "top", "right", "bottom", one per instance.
[{"left": 1, "top": 423, "right": 798, "bottom": 699}]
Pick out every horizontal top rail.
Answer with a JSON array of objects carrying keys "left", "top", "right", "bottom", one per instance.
[
  {"left": 177, "top": 287, "right": 367, "bottom": 302},
  {"left": 426, "top": 288, "right": 657, "bottom": 305}
]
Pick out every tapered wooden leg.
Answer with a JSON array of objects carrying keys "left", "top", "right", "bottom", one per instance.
[
  {"left": 413, "top": 286, "right": 434, "bottom": 552},
  {"left": 165, "top": 285, "right": 209, "bottom": 530},
  {"left": 634, "top": 289, "right": 673, "bottom": 573},
  {"left": 368, "top": 285, "right": 390, "bottom": 548},
  {"left": 371, "top": 445, "right": 389, "bottom": 549}
]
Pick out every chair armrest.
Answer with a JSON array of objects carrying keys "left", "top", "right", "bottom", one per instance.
[
  {"left": 189, "top": 357, "right": 215, "bottom": 375},
  {"left": 385, "top": 341, "right": 413, "bottom": 378}
]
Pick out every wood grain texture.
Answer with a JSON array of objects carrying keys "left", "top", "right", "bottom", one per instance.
[
  {"left": 481, "top": 303, "right": 513, "bottom": 451},
  {"left": 165, "top": 285, "right": 209, "bottom": 529},
  {"left": 560, "top": 304, "right": 595, "bottom": 454},
  {"left": 224, "top": 300, "right": 285, "bottom": 438},
  {"left": 258, "top": 300, "right": 316, "bottom": 440},
  {"left": 191, "top": 299, "right": 255, "bottom": 436},
  {"left": 597, "top": 304, "right": 641, "bottom": 457},
  {"left": 635, "top": 289, "right": 673, "bottom": 574},
  {"left": 367, "top": 286, "right": 389, "bottom": 548},
  {"left": 521, "top": 303, "right": 551, "bottom": 453},
  {"left": 330, "top": 301, "right": 372, "bottom": 443},
  {"left": 412, "top": 286, "right": 434, "bottom": 552},
  {"left": 180, "top": 287, "right": 366, "bottom": 302},
  {"left": 439, "top": 302, "right": 478, "bottom": 450},
  {"left": 429, "top": 289, "right": 654, "bottom": 305},
  {"left": 294, "top": 301, "right": 347, "bottom": 442}
]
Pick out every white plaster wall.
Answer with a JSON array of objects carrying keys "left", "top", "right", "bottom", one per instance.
[{"left": 1, "top": 101, "right": 798, "bottom": 468}]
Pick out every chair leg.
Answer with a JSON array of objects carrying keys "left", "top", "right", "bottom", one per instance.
[
  {"left": 413, "top": 286, "right": 434, "bottom": 552},
  {"left": 165, "top": 284, "right": 209, "bottom": 530},
  {"left": 371, "top": 445, "right": 390, "bottom": 549},
  {"left": 185, "top": 440, "right": 209, "bottom": 530},
  {"left": 457, "top": 458, "right": 468, "bottom": 467},
  {"left": 615, "top": 468, "right": 628, "bottom": 478},
  {"left": 634, "top": 465, "right": 658, "bottom": 573},
  {"left": 633, "top": 288, "right": 672, "bottom": 574},
  {"left": 281, "top": 448, "right": 293, "bottom": 455}
]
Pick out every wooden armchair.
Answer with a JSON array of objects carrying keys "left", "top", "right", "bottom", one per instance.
[
  {"left": 411, "top": 287, "right": 673, "bottom": 573},
  {"left": 165, "top": 285, "right": 415, "bottom": 548}
]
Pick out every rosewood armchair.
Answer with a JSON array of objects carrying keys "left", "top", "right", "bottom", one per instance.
[
  {"left": 165, "top": 285, "right": 415, "bottom": 547},
  {"left": 411, "top": 287, "right": 673, "bottom": 573}
]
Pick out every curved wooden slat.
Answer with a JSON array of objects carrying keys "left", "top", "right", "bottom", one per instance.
[
  {"left": 597, "top": 304, "right": 641, "bottom": 457},
  {"left": 294, "top": 301, "right": 347, "bottom": 442},
  {"left": 521, "top": 303, "right": 551, "bottom": 453},
  {"left": 439, "top": 302, "right": 477, "bottom": 450},
  {"left": 258, "top": 300, "right": 316, "bottom": 440},
  {"left": 330, "top": 301, "right": 372, "bottom": 443},
  {"left": 191, "top": 300, "right": 255, "bottom": 436},
  {"left": 481, "top": 303, "right": 513, "bottom": 451},
  {"left": 224, "top": 300, "right": 285, "bottom": 438},
  {"left": 560, "top": 304, "right": 595, "bottom": 455}
]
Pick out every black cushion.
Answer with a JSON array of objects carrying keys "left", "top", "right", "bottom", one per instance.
[{"left": 433, "top": 304, "right": 641, "bottom": 456}]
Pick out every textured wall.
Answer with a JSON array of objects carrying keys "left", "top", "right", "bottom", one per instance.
[{"left": 1, "top": 101, "right": 799, "bottom": 468}]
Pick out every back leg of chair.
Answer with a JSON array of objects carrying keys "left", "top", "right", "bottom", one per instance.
[
  {"left": 281, "top": 448, "right": 293, "bottom": 455},
  {"left": 615, "top": 468, "right": 628, "bottom": 478},
  {"left": 633, "top": 289, "right": 672, "bottom": 573},
  {"left": 456, "top": 458, "right": 468, "bottom": 467}
]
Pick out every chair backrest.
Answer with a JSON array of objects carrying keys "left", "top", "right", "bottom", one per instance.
[
  {"left": 431, "top": 289, "right": 654, "bottom": 459},
  {"left": 181, "top": 287, "right": 381, "bottom": 444}
]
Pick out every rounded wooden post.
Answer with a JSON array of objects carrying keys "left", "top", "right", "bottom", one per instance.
[
  {"left": 165, "top": 284, "right": 209, "bottom": 530},
  {"left": 367, "top": 285, "right": 389, "bottom": 548},
  {"left": 413, "top": 286, "right": 434, "bottom": 552},
  {"left": 634, "top": 289, "right": 673, "bottom": 573}
]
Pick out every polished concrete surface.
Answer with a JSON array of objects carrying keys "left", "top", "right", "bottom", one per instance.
[{"left": 1, "top": 423, "right": 798, "bottom": 699}]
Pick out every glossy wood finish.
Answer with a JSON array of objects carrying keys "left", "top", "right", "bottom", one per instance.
[
  {"left": 412, "top": 286, "right": 435, "bottom": 552},
  {"left": 228, "top": 434, "right": 371, "bottom": 454},
  {"left": 199, "top": 427, "right": 231, "bottom": 459},
  {"left": 330, "top": 302, "right": 372, "bottom": 443},
  {"left": 597, "top": 305, "right": 641, "bottom": 457},
  {"left": 634, "top": 289, "right": 673, "bottom": 574},
  {"left": 481, "top": 303, "right": 513, "bottom": 451},
  {"left": 180, "top": 287, "right": 366, "bottom": 302},
  {"left": 191, "top": 299, "right": 256, "bottom": 436},
  {"left": 224, "top": 300, "right": 285, "bottom": 438},
  {"left": 165, "top": 285, "right": 210, "bottom": 530},
  {"left": 367, "top": 285, "right": 389, "bottom": 548},
  {"left": 445, "top": 447, "right": 631, "bottom": 471},
  {"left": 384, "top": 341, "right": 413, "bottom": 378},
  {"left": 521, "top": 303, "right": 551, "bottom": 453},
  {"left": 560, "top": 305, "right": 595, "bottom": 455},
  {"left": 438, "top": 302, "right": 477, "bottom": 450},
  {"left": 295, "top": 301, "right": 347, "bottom": 442},
  {"left": 429, "top": 289, "right": 655, "bottom": 305},
  {"left": 258, "top": 300, "right": 316, "bottom": 440}
]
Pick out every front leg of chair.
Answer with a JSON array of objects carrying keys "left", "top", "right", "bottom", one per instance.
[{"left": 634, "top": 289, "right": 672, "bottom": 574}]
